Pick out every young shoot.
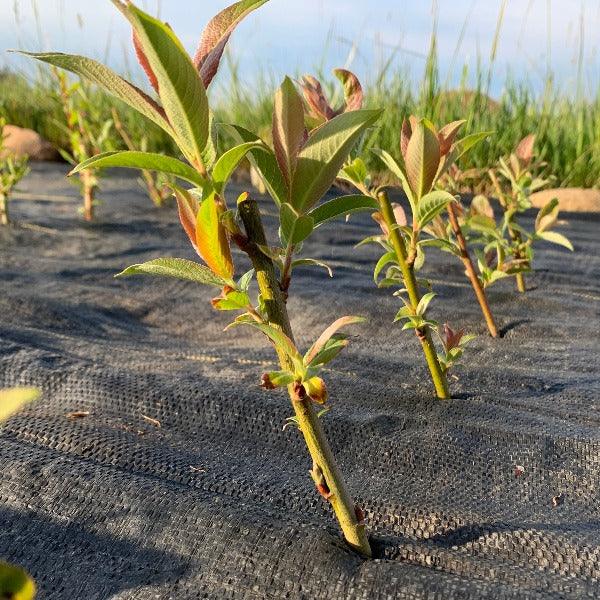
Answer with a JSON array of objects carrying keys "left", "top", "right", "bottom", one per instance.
[
  {"left": 316, "top": 99, "right": 479, "bottom": 398},
  {"left": 469, "top": 135, "right": 573, "bottom": 293},
  {"left": 53, "top": 70, "right": 115, "bottom": 221},
  {"left": 0, "top": 118, "right": 30, "bottom": 226},
  {"left": 22, "top": 0, "right": 381, "bottom": 557}
]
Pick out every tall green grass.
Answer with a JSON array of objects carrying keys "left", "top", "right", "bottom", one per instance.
[{"left": 1, "top": 29, "right": 599, "bottom": 188}]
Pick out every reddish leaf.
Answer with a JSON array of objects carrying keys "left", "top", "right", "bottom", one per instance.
[
  {"left": 400, "top": 118, "right": 412, "bottom": 160},
  {"left": 301, "top": 75, "right": 336, "bottom": 121},
  {"left": 438, "top": 120, "right": 465, "bottom": 156},
  {"left": 132, "top": 29, "right": 159, "bottom": 93},
  {"left": 515, "top": 133, "right": 536, "bottom": 165},
  {"left": 272, "top": 77, "right": 307, "bottom": 190},
  {"left": 193, "top": 0, "right": 268, "bottom": 88},
  {"left": 333, "top": 68, "right": 363, "bottom": 112},
  {"left": 174, "top": 186, "right": 200, "bottom": 254}
]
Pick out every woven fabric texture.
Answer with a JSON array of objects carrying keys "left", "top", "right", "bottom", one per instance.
[{"left": 1, "top": 163, "right": 599, "bottom": 599}]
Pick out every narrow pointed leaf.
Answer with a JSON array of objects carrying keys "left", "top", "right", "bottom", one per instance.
[
  {"left": 371, "top": 148, "right": 416, "bottom": 211},
  {"left": 0, "top": 562, "right": 36, "bottom": 600},
  {"left": 272, "top": 77, "right": 306, "bottom": 192},
  {"left": 196, "top": 192, "right": 235, "bottom": 279},
  {"left": 124, "top": 4, "right": 209, "bottom": 164},
  {"left": 416, "top": 292, "right": 436, "bottom": 316},
  {"left": 417, "top": 191, "right": 456, "bottom": 228},
  {"left": 193, "top": 0, "right": 268, "bottom": 87},
  {"left": 308, "top": 194, "right": 378, "bottom": 227},
  {"left": 304, "top": 316, "right": 365, "bottom": 365},
  {"left": 132, "top": 30, "right": 159, "bottom": 93},
  {"left": 405, "top": 120, "right": 440, "bottom": 199},
  {"left": 221, "top": 124, "right": 287, "bottom": 206},
  {"left": 172, "top": 185, "right": 200, "bottom": 253},
  {"left": 291, "top": 109, "right": 382, "bottom": 211},
  {"left": 116, "top": 257, "right": 229, "bottom": 287},
  {"left": 535, "top": 198, "right": 559, "bottom": 233},
  {"left": 290, "top": 258, "right": 333, "bottom": 278},
  {"left": 333, "top": 68, "right": 363, "bottom": 112},
  {"left": 536, "top": 231, "right": 574, "bottom": 251},
  {"left": 16, "top": 51, "right": 171, "bottom": 134},
  {"left": 280, "top": 203, "right": 314, "bottom": 244},
  {"left": 212, "top": 141, "right": 266, "bottom": 195},
  {"left": 69, "top": 151, "right": 206, "bottom": 187}
]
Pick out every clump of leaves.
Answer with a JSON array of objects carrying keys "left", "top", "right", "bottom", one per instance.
[
  {"left": 112, "top": 108, "right": 173, "bottom": 207},
  {"left": 0, "top": 118, "right": 30, "bottom": 226},
  {"left": 329, "top": 103, "right": 480, "bottom": 397},
  {"left": 22, "top": 0, "right": 380, "bottom": 556},
  {"left": 467, "top": 135, "right": 573, "bottom": 293},
  {"left": 0, "top": 386, "right": 39, "bottom": 600},
  {"left": 53, "top": 70, "right": 115, "bottom": 221}
]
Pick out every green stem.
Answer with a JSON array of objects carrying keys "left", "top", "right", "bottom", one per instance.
[
  {"left": 377, "top": 191, "right": 450, "bottom": 400},
  {"left": 515, "top": 272, "right": 526, "bottom": 293},
  {"left": 0, "top": 192, "right": 9, "bottom": 226},
  {"left": 237, "top": 195, "right": 371, "bottom": 557}
]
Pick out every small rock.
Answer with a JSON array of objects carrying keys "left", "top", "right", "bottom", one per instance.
[
  {"left": 531, "top": 188, "right": 600, "bottom": 213},
  {"left": 1, "top": 124, "right": 60, "bottom": 161}
]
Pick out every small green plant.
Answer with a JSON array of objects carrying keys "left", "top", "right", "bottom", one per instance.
[
  {"left": 22, "top": 0, "right": 381, "bottom": 556},
  {"left": 112, "top": 108, "right": 173, "bottom": 207},
  {"left": 0, "top": 386, "right": 39, "bottom": 600},
  {"left": 0, "top": 118, "right": 30, "bottom": 226},
  {"left": 315, "top": 90, "right": 480, "bottom": 398},
  {"left": 468, "top": 135, "right": 573, "bottom": 293},
  {"left": 53, "top": 70, "right": 115, "bottom": 221}
]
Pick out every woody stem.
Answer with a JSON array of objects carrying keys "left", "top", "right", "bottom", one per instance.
[
  {"left": 446, "top": 202, "right": 498, "bottom": 337},
  {"left": 237, "top": 194, "right": 371, "bottom": 557}
]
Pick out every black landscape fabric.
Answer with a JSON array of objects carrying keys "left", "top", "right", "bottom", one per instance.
[{"left": 1, "top": 163, "right": 599, "bottom": 599}]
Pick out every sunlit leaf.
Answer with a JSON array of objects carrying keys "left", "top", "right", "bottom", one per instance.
[
  {"left": 536, "top": 230, "right": 574, "bottom": 251},
  {"left": 291, "top": 109, "right": 382, "bottom": 211},
  {"left": 304, "top": 316, "right": 365, "bottom": 365},
  {"left": 116, "top": 257, "right": 229, "bottom": 287},
  {"left": 417, "top": 190, "right": 455, "bottom": 228},
  {"left": 69, "top": 151, "right": 206, "bottom": 187},
  {"left": 212, "top": 141, "right": 266, "bottom": 195},
  {"left": 0, "top": 388, "right": 40, "bottom": 423},
  {"left": 308, "top": 194, "right": 378, "bottom": 227},
  {"left": 405, "top": 119, "right": 440, "bottom": 199},
  {"left": 0, "top": 562, "right": 36, "bottom": 600}
]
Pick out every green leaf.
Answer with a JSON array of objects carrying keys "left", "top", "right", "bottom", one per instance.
[
  {"left": 536, "top": 230, "right": 574, "bottom": 251},
  {"left": 417, "top": 191, "right": 455, "bottom": 228},
  {"left": 306, "top": 336, "right": 348, "bottom": 368},
  {"left": 272, "top": 76, "right": 306, "bottom": 191},
  {"left": 304, "top": 316, "right": 365, "bottom": 365},
  {"left": 212, "top": 289, "right": 251, "bottom": 311},
  {"left": 212, "top": 141, "right": 266, "bottom": 195},
  {"left": 394, "top": 305, "right": 414, "bottom": 322},
  {"left": 535, "top": 197, "right": 559, "bottom": 233},
  {"left": 371, "top": 148, "right": 416, "bottom": 212},
  {"left": 279, "top": 203, "right": 314, "bottom": 245},
  {"left": 416, "top": 292, "right": 436, "bottom": 316},
  {"left": 196, "top": 191, "right": 235, "bottom": 279},
  {"left": 122, "top": 4, "right": 210, "bottom": 164},
  {"left": 290, "top": 258, "right": 333, "bottom": 278},
  {"left": 308, "top": 194, "right": 378, "bottom": 227},
  {"left": 241, "top": 320, "right": 304, "bottom": 373},
  {"left": 291, "top": 109, "right": 382, "bottom": 211},
  {"left": 0, "top": 388, "right": 40, "bottom": 423},
  {"left": 261, "top": 370, "right": 295, "bottom": 389},
  {"left": 373, "top": 251, "right": 396, "bottom": 283},
  {"left": 116, "top": 257, "right": 229, "bottom": 287},
  {"left": 16, "top": 51, "right": 171, "bottom": 135},
  {"left": 404, "top": 119, "right": 440, "bottom": 199},
  {"left": 221, "top": 124, "right": 288, "bottom": 207},
  {"left": 455, "top": 131, "right": 494, "bottom": 160},
  {"left": 419, "top": 238, "right": 461, "bottom": 256},
  {"left": 0, "top": 562, "right": 36, "bottom": 600},
  {"left": 338, "top": 157, "right": 368, "bottom": 186},
  {"left": 69, "top": 151, "right": 206, "bottom": 187}
]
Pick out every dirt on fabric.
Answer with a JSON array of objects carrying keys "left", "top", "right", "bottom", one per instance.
[{"left": 0, "top": 163, "right": 599, "bottom": 599}]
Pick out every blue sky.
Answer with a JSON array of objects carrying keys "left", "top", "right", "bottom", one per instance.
[{"left": 1, "top": 0, "right": 599, "bottom": 98}]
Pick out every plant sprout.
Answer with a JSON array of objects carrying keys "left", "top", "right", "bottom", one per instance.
[
  {"left": 112, "top": 108, "right": 173, "bottom": 207},
  {"left": 475, "top": 134, "right": 574, "bottom": 293},
  {"left": 53, "top": 70, "right": 115, "bottom": 221},
  {"left": 302, "top": 78, "right": 482, "bottom": 399},
  {"left": 22, "top": 0, "right": 381, "bottom": 556},
  {"left": 0, "top": 117, "right": 30, "bottom": 226}
]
